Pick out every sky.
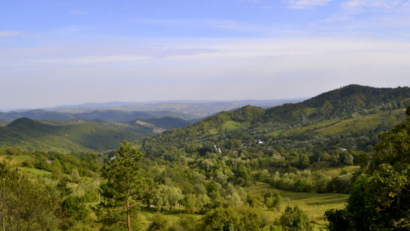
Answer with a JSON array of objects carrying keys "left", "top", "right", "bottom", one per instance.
[{"left": 1, "top": 0, "right": 410, "bottom": 109}]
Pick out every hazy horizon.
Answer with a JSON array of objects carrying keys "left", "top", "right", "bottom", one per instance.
[
  {"left": 0, "top": 97, "right": 308, "bottom": 112},
  {"left": 2, "top": 0, "right": 410, "bottom": 108}
]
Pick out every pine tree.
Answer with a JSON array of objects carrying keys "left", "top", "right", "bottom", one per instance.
[{"left": 97, "top": 140, "right": 144, "bottom": 231}]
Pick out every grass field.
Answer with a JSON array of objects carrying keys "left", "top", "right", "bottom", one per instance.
[
  {"left": 309, "top": 162, "right": 360, "bottom": 177},
  {"left": 13, "top": 155, "right": 31, "bottom": 163},
  {"left": 246, "top": 182, "right": 348, "bottom": 230},
  {"left": 316, "top": 110, "right": 405, "bottom": 135},
  {"left": 123, "top": 182, "right": 349, "bottom": 230},
  {"left": 222, "top": 121, "right": 245, "bottom": 131},
  {"left": 21, "top": 167, "right": 51, "bottom": 176}
]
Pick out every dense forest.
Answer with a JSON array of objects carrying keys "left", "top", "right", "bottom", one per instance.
[{"left": 1, "top": 85, "right": 410, "bottom": 230}]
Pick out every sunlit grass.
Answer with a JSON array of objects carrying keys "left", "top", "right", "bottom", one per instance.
[
  {"left": 21, "top": 167, "right": 50, "bottom": 176},
  {"left": 13, "top": 155, "right": 31, "bottom": 163},
  {"left": 246, "top": 182, "right": 348, "bottom": 231}
]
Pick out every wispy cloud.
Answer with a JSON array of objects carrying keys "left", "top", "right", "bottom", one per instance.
[
  {"left": 0, "top": 31, "right": 23, "bottom": 37},
  {"left": 237, "top": 0, "right": 260, "bottom": 3},
  {"left": 344, "top": 0, "right": 410, "bottom": 9},
  {"left": 284, "top": 0, "right": 333, "bottom": 9},
  {"left": 35, "top": 55, "right": 150, "bottom": 64},
  {"left": 70, "top": 10, "right": 87, "bottom": 15},
  {"left": 130, "top": 18, "right": 300, "bottom": 35}
]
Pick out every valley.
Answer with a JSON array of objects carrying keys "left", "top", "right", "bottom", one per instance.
[{"left": 1, "top": 85, "right": 410, "bottom": 230}]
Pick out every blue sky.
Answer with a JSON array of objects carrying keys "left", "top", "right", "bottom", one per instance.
[{"left": 1, "top": 0, "right": 410, "bottom": 109}]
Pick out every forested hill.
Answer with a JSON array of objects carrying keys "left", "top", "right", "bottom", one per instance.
[
  {"left": 0, "top": 118, "right": 144, "bottom": 152},
  {"left": 264, "top": 84, "right": 410, "bottom": 122},
  {"left": 137, "top": 85, "right": 410, "bottom": 148},
  {"left": 0, "top": 109, "right": 198, "bottom": 122},
  {"left": 142, "top": 116, "right": 193, "bottom": 129}
]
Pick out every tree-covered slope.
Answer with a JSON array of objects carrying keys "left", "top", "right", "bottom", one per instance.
[
  {"left": 264, "top": 84, "right": 410, "bottom": 123},
  {"left": 39, "top": 118, "right": 155, "bottom": 135},
  {"left": 137, "top": 85, "right": 410, "bottom": 148},
  {"left": 142, "top": 117, "right": 192, "bottom": 129},
  {"left": 0, "top": 109, "right": 200, "bottom": 123},
  {"left": 0, "top": 118, "right": 144, "bottom": 152}
]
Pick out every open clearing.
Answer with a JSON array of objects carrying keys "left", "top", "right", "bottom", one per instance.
[
  {"left": 247, "top": 182, "right": 348, "bottom": 230},
  {"left": 133, "top": 182, "right": 348, "bottom": 231}
]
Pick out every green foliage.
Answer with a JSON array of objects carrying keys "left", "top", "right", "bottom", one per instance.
[
  {"left": 71, "top": 169, "right": 81, "bottom": 183},
  {"left": 97, "top": 141, "right": 144, "bottom": 231},
  {"left": 153, "top": 185, "right": 185, "bottom": 212},
  {"left": 264, "top": 190, "right": 283, "bottom": 210},
  {"left": 58, "top": 177, "right": 74, "bottom": 198},
  {"left": 199, "top": 206, "right": 270, "bottom": 231},
  {"left": 0, "top": 163, "right": 60, "bottom": 230},
  {"left": 279, "top": 206, "right": 312, "bottom": 231},
  {"left": 61, "top": 196, "right": 90, "bottom": 220},
  {"left": 326, "top": 105, "right": 410, "bottom": 230},
  {"left": 142, "top": 117, "right": 192, "bottom": 129},
  {"left": 0, "top": 118, "right": 144, "bottom": 152}
]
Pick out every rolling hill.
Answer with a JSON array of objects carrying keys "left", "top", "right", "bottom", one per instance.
[
  {"left": 38, "top": 118, "right": 155, "bottom": 135},
  {"left": 0, "top": 118, "right": 145, "bottom": 152},
  {"left": 0, "top": 109, "right": 199, "bottom": 123},
  {"left": 136, "top": 85, "right": 410, "bottom": 148},
  {"left": 141, "top": 116, "right": 192, "bottom": 129}
]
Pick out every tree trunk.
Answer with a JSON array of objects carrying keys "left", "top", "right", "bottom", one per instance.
[{"left": 127, "top": 190, "right": 130, "bottom": 231}]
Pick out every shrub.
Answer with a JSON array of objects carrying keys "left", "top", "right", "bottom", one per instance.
[
  {"left": 279, "top": 206, "right": 312, "bottom": 231},
  {"left": 264, "top": 190, "right": 283, "bottom": 210},
  {"left": 147, "top": 213, "right": 170, "bottom": 231}
]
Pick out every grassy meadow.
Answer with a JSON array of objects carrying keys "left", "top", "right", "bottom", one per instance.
[
  {"left": 246, "top": 182, "right": 348, "bottom": 230},
  {"left": 121, "top": 182, "right": 349, "bottom": 231}
]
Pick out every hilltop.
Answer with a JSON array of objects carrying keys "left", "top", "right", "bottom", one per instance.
[
  {"left": 0, "top": 118, "right": 144, "bottom": 152},
  {"left": 137, "top": 85, "right": 410, "bottom": 148}
]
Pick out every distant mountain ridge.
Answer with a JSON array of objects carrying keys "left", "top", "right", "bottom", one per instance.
[
  {"left": 0, "top": 99, "right": 306, "bottom": 117},
  {"left": 0, "top": 109, "right": 198, "bottom": 122}
]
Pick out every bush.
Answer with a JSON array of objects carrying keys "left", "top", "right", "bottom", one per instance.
[
  {"left": 61, "top": 196, "right": 90, "bottom": 221},
  {"left": 22, "top": 158, "right": 35, "bottom": 168},
  {"left": 264, "top": 190, "right": 283, "bottom": 210},
  {"left": 147, "top": 213, "right": 171, "bottom": 231},
  {"left": 279, "top": 206, "right": 312, "bottom": 231},
  {"left": 200, "top": 206, "right": 271, "bottom": 231}
]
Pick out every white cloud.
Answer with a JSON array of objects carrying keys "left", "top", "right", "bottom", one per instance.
[
  {"left": 284, "top": 0, "right": 333, "bottom": 9},
  {"left": 0, "top": 31, "right": 22, "bottom": 37},
  {"left": 344, "top": 0, "right": 410, "bottom": 9},
  {"left": 70, "top": 10, "right": 87, "bottom": 14},
  {"left": 1, "top": 37, "right": 410, "bottom": 107}
]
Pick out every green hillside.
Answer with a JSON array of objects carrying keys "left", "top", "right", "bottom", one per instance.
[
  {"left": 0, "top": 118, "right": 144, "bottom": 152},
  {"left": 2, "top": 85, "right": 410, "bottom": 231},
  {"left": 142, "top": 116, "right": 192, "bottom": 129},
  {"left": 39, "top": 118, "right": 155, "bottom": 135},
  {"left": 0, "top": 120, "right": 8, "bottom": 127},
  {"left": 137, "top": 85, "right": 410, "bottom": 148},
  {"left": 0, "top": 109, "right": 200, "bottom": 123}
]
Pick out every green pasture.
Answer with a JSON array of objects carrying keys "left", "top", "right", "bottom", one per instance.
[
  {"left": 13, "top": 155, "right": 31, "bottom": 163},
  {"left": 21, "top": 167, "right": 51, "bottom": 176},
  {"left": 129, "top": 182, "right": 349, "bottom": 231},
  {"left": 316, "top": 110, "right": 405, "bottom": 135},
  {"left": 247, "top": 182, "right": 348, "bottom": 230},
  {"left": 309, "top": 162, "right": 360, "bottom": 177},
  {"left": 222, "top": 121, "right": 246, "bottom": 131}
]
